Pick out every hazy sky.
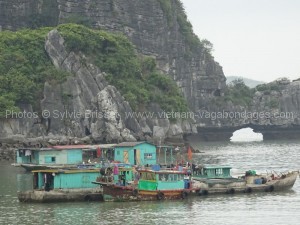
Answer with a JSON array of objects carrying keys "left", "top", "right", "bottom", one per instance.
[{"left": 182, "top": 0, "right": 300, "bottom": 82}]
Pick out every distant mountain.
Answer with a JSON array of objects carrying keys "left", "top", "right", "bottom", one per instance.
[{"left": 226, "top": 76, "right": 265, "bottom": 88}]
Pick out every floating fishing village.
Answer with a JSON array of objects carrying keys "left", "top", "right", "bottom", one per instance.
[
  {"left": 13, "top": 142, "right": 299, "bottom": 203},
  {"left": 1, "top": 0, "right": 300, "bottom": 224}
]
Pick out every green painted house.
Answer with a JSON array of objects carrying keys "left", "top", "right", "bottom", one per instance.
[{"left": 114, "top": 142, "right": 156, "bottom": 166}]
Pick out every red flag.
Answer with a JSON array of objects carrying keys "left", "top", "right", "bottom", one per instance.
[
  {"left": 97, "top": 147, "right": 102, "bottom": 158},
  {"left": 187, "top": 146, "right": 192, "bottom": 161}
]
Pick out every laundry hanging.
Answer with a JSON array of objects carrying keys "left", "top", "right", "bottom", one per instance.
[{"left": 25, "top": 150, "right": 32, "bottom": 156}]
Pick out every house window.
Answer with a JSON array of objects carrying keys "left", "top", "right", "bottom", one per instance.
[
  {"left": 173, "top": 174, "right": 178, "bottom": 181},
  {"left": 159, "top": 174, "right": 167, "bottom": 181},
  {"left": 144, "top": 153, "right": 153, "bottom": 159},
  {"left": 45, "top": 156, "right": 56, "bottom": 163},
  {"left": 140, "top": 172, "right": 155, "bottom": 181},
  {"left": 216, "top": 168, "right": 223, "bottom": 175}
]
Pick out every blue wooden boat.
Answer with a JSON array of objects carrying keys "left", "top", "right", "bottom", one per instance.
[{"left": 93, "top": 165, "right": 200, "bottom": 201}]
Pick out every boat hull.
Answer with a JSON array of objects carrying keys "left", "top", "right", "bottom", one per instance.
[
  {"left": 246, "top": 171, "right": 299, "bottom": 192},
  {"left": 193, "top": 171, "right": 299, "bottom": 195},
  {"left": 193, "top": 178, "right": 246, "bottom": 195},
  {"left": 18, "top": 188, "right": 103, "bottom": 203},
  {"left": 102, "top": 185, "right": 191, "bottom": 202}
]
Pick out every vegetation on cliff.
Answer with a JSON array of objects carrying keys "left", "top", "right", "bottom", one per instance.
[
  {"left": 225, "top": 79, "right": 255, "bottom": 106},
  {"left": 213, "top": 78, "right": 283, "bottom": 108},
  {"left": 57, "top": 24, "right": 188, "bottom": 113},
  {"left": 211, "top": 79, "right": 254, "bottom": 107},
  {"left": 158, "top": 0, "right": 213, "bottom": 56},
  {"left": 0, "top": 24, "right": 188, "bottom": 117},
  {"left": 0, "top": 27, "right": 71, "bottom": 117}
]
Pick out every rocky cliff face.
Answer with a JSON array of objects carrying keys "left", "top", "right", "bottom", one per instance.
[
  {"left": 249, "top": 79, "right": 300, "bottom": 140},
  {"left": 1, "top": 0, "right": 299, "bottom": 145},
  {"left": 0, "top": 28, "right": 196, "bottom": 147},
  {"left": 0, "top": 0, "right": 59, "bottom": 30},
  {"left": 0, "top": 0, "right": 224, "bottom": 145},
  {"left": 192, "top": 78, "right": 300, "bottom": 141},
  {"left": 57, "top": 0, "right": 225, "bottom": 111},
  {"left": 0, "top": 0, "right": 225, "bottom": 112},
  {"left": 43, "top": 29, "right": 140, "bottom": 143}
]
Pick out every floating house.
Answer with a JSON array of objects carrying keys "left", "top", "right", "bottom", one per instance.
[
  {"left": 33, "top": 169, "right": 100, "bottom": 190},
  {"left": 114, "top": 142, "right": 156, "bottom": 166},
  {"left": 15, "top": 145, "right": 87, "bottom": 171},
  {"left": 16, "top": 145, "right": 85, "bottom": 164},
  {"left": 18, "top": 168, "right": 103, "bottom": 202}
]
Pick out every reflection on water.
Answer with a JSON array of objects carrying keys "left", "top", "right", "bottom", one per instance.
[{"left": 0, "top": 139, "right": 300, "bottom": 225}]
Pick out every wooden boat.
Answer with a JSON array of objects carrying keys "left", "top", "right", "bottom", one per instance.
[
  {"left": 93, "top": 165, "right": 200, "bottom": 201},
  {"left": 243, "top": 170, "right": 299, "bottom": 193},
  {"left": 192, "top": 165, "right": 299, "bottom": 195},
  {"left": 18, "top": 168, "right": 103, "bottom": 203}
]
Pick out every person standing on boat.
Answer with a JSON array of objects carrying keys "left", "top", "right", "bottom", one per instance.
[{"left": 133, "top": 166, "right": 139, "bottom": 184}]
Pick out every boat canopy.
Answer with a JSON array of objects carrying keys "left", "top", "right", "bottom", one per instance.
[{"left": 193, "top": 165, "right": 232, "bottom": 179}]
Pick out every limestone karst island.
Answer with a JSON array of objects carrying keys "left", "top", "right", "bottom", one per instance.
[{"left": 0, "top": 1, "right": 299, "bottom": 225}]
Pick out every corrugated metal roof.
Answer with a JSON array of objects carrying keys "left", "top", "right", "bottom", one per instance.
[
  {"left": 52, "top": 145, "right": 91, "bottom": 150},
  {"left": 115, "top": 141, "right": 151, "bottom": 147},
  {"left": 81, "top": 145, "right": 116, "bottom": 151}
]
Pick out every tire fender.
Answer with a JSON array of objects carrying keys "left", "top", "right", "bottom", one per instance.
[
  {"left": 227, "top": 188, "right": 235, "bottom": 194},
  {"left": 245, "top": 187, "right": 252, "bottom": 193},
  {"left": 199, "top": 190, "right": 208, "bottom": 196},
  {"left": 181, "top": 191, "right": 188, "bottom": 199},
  {"left": 157, "top": 192, "right": 164, "bottom": 200},
  {"left": 132, "top": 189, "right": 138, "bottom": 196}
]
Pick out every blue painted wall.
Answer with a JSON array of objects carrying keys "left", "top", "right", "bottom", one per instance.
[
  {"left": 53, "top": 172, "right": 99, "bottom": 189},
  {"left": 17, "top": 149, "right": 83, "bottom": 165},
  {"left": 67, "top": 150, "right": 83, "bottom": 164},
  {"left": 16, "top": 150, "right": 39, "bottom": 164},
  {"left": 35, "top": 171, "right": 99, "bottom": 189},
  {"left": 114, "top": 143, "right": 156, "bottom": 165},
  {"left": 156, "top": 174, "right": 185, "bottom": 190}
]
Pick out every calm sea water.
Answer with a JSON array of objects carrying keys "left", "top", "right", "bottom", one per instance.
[{"left": 0, "top": 138, "right": 299, "bottom": 225}]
